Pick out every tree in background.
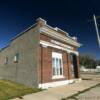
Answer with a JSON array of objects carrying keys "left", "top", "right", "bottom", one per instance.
[
  {"left": 96, "top": 59, "right": 100, "bottom": 66},
  {"left": 79, "top": 54, "right": 97, "bottom": 69}
]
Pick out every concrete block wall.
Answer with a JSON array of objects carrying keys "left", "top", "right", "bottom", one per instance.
[{"left": 0, "top": 26, "right": 40, "bottom": 87}]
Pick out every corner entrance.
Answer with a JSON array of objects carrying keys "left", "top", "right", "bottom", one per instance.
[{"left": 70, "top": 53, "right": 79, "bottom": 78}]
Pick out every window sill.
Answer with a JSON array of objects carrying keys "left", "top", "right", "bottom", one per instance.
[{"left": 52, "top": 75, "right": 65, "bottom": 79}]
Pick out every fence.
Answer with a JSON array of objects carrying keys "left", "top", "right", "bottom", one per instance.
[{"left": 80, "top": 66, "right": 100, "bottom": 73}]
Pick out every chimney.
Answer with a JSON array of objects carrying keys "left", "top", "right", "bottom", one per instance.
[{"left": 36, "top": 18, "right": 47, "bottom": 27}]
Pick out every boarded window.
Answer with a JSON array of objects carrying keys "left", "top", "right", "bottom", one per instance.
[
  {"left": 4, "top": 57, "right": 8, "bottom": 65},
  {"left": 14, "top": 53, "right": 19, "bottom": 63}
]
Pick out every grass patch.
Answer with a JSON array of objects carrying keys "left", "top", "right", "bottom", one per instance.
[
  {"left": 62, "top": 83, "right": 100, "bottom": 100},
  {"left": 0, "top": 79, "right": 42, "bottom": 100}
]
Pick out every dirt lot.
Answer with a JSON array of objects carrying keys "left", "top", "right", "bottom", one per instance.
[
  {"left": 76, "top": 85, "right": 100, "bottom": 100},
  {"left": 80, "top": 72, "right": 100, "bottom": 82},
  {"left": 66, "top": 73, "right": 100, "bottom": 100}
]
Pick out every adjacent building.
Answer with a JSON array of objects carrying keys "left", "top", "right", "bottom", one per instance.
[{"left": 0, "top": 18, "right": 81, "bottom": 88}]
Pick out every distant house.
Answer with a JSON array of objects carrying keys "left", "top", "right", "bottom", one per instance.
[{"left": 0, "top": 18, "right": 81, "bottom": 88}]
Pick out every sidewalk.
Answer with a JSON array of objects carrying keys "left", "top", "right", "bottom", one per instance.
[{"left": 12, "top": 80, "right": 99, "bottom": 100}]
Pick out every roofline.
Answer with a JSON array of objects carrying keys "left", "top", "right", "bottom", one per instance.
[
  {"left": 45, "top": 24, "right": 80, "bottom": 42},
  {"left": 40, "top": 26, "right": 81, "bottom": 47},
  {"left": 0, "top": 44, "right": 10, "bottom": 52},
  {"left": 0, "top": 17, "right": 82, "bottom": 52},
  {"left": 11, "top": 23, "right": 37, "bottom": 41},
  {"left": 0, "top": 23, "right": 37, "bottom": 52}
]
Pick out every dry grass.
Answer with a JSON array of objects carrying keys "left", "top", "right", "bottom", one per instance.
[{"left": 0, "top": 80, "right": 42, "bottom": 100}]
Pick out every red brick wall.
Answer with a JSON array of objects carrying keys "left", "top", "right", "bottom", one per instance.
[
  {"left": 38, "top": 34, "right": 80, "bottom": 84},
  {"left": 38, "top": 45, "right": 72, "bottom": 83}
]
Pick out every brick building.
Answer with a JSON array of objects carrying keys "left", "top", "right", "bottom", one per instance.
[{"left": 0, "top": 18, "right": 81, "bottom": 88}]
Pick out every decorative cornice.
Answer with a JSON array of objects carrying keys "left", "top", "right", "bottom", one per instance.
[
  {"left": 40, "top": 26, "right": 81, "bottom": 47},
  {"left": 51, "top": 39, "right": 73, "bottom": 49},
  {"left": 40, "top": 40, "right": 79, "bottom": 56}
]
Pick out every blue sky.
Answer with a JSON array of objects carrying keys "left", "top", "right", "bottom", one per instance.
[{"left": 0, "top": 0, "right": 100, "bottom": 59}]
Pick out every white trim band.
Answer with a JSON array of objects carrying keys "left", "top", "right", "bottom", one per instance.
[
  {"left": 40, "top": 40, "right": 79, "bottom": 56},
  {"left": 39, "top": 80, "right": 74, "bottom": 89},
  {"left": 38, "top": 79, "right": 81, "bottom": 89},
  {"left": 52, "top": 75, "right": 65, "bottom": 79}
]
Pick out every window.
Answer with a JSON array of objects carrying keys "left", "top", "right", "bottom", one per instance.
[
  {"left": 52, "top": 52, "right": 63, "bottom": 79},
  {"left": 70, "top": 54, "right": 73, "bottom": 63},
  {"left": 4, "top": 57, "right": 8, "bottom": 65},
  {"left": 14, "top": 53, "right": 19, "bottom": 63},
  {"left": 70, "top": 54, "right": 74, "bottom": 71}
]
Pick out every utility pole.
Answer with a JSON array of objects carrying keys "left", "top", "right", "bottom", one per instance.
[{"left": 93, "top": 14, "right": 100, "bottom": 47}]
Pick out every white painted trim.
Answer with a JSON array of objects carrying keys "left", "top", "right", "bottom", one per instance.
[
  {"left": 54, "top": 27, "right": 69, "bottom": 35},
  {"left": 14, "top": 55, "right": 17, "bottom": 62},
  {"left": 67, "top": 49, "right": 79, "bottom": 56},
  {"left": 40, "top": 26, "right": 81, "bottom": 47},
  {"left": 40, "top": 40, "right": 79, "bottom": 56},
  {"left": 36, "top": 18, "right": 47, "bottom": 25},
  {"left": 51, "top": 39, "right": 73, "bottom": 49},
  {"left": 52, "top": 52, "right": 62, "bottom": 58},
  {"left": 41, "top": 44, "right": 48, "bottom": 48},
  {"left": 39, "top": 80, "right": 74, "bottom": 89},
  {"left": 38, "top": 79, "right": 81, "bottom": 89},
  {"left": 52, "top": 75, "right": 65, "bottom": 79},
  {"left": 52, "top": 52, "right": 63, "bottom": 76}
]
